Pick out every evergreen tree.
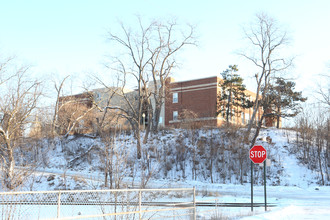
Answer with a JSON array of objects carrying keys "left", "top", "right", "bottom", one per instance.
[
  {"left": 217, "top": 65, "right": 253, "bottom": 123},
  {"left": 265, "top": 77, "right": 307, "bottom": 128}
]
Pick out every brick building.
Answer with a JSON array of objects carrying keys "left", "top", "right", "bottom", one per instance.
[
  {"left": 57, "top": 92, "right": 94, "bottom": 135},
  {"left": 57, "top": 76, "right": 277, "bottom": 135},
  {"left": 57, "top": 88, "right": 134, "bottom": 135},
  {"left": 165, "top": 76, "right": 265, "bottom": 128}
]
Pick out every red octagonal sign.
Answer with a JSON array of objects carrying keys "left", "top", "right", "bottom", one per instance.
[{"left": 250, "top": 145, "right": 267, "bottom": 164}]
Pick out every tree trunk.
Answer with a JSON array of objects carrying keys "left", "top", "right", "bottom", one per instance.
[
  {"left": 109, "top": 164, "right": 113, "bottom": 189},
  {"left": 317, "top": 130, "right": 325, "bottom": 185},
  {"left": 143, "top": 109, "right": 152, "bottom": 144},
  {"left": 318, "top": 147, "right": 324, "bottom": 185},
  {"left": 250, "top": 114, "right": 265, "bottom": 149},
  {"left": 135, "top": 128, "right": 142, "bottom": 159},
  {"left": 226, "top": 88, "right": 232, "bottom": 123},
  {"left": 152, "top": 102, "right": 161, "bottom": 133},
  {"left": 5, "top": 146, "right": 15, "bottom": 189},
  {"left": 276, "top": 106, "right": 281, "bottom": 128},
  {"left": 276, "top": 116, "right": 280, "bottom": 128},
  {"left": 143, "top": 125, "right": 150, "bottom": 144},
  {"left": 104, "top": 163, "right": 108, "bottom": 187},
  {"left": 246, "top": 73, "right": 263, "bottom": 139}
]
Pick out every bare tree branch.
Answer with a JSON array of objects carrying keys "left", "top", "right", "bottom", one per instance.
[
  {"left": 0, "top": 63, "right": 41, "bottom": 189},
  {"left": 240, "top": 13, "right": 293, "bottom": 144},
  {"left": 102, "top": 17, "right": 196, "bottom": 158}
]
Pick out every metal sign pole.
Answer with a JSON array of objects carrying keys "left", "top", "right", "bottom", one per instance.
[
  {"left": 264, "top": 160, "right": 267, "bottom": 211},
  {"left": 251, "top": 161, "right": 253, "bottom": 212},
  {"left": 250, "top": 145, "right": 267, "bottom": 212}
]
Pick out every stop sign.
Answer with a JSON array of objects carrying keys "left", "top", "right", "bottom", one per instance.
[{"left": 249, "top": 145, "right": 267, "bottom": 164}]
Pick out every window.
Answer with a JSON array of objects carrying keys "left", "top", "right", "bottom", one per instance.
[
  {"left": 173, "top": 111, "right": 178, "bottom": 121},
  {"left": 245, "top": 113, "right": 249, "bottom": 124},
  {"left": 173, "top": 92, "right": 178, "bottom": 103},
  {"left": 159, "top": 116, "right": 163, "bottom": 124}
]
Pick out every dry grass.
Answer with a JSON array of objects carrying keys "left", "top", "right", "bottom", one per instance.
[{"left": 72, "top": 175, "right": 87, "bottom": 184}]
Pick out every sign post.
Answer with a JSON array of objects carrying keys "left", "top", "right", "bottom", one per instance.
[
  {"left": 249, "top": 145, "right": 267, "bottom": 212},
  {"left": 250, "top": 161, "right": 253, "bottom": 211},
  {"left": 264, "top": 160, "right": 267, "bottom": 211}
]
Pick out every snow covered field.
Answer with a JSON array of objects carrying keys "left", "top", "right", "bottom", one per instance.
[{"left": 191, "top": 183, "right": 330, "bottom": 219}]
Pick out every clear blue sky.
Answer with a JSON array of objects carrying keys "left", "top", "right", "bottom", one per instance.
[{"left": 0, "top": 0, "right": 329, "bottom": 95}]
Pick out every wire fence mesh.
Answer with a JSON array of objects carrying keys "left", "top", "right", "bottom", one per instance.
[{"left": 0, "top": 188, "right": 196, "bottom": 220}]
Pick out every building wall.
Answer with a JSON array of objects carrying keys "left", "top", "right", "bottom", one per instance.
[
  {"left": 58, "top": 93, "right": 94, "bottom": 135},
  {"left": 165, "top": 76, "right": 266, "bottom": 128},
  {"left": 57, "top": 88, "right": 134, "bottom": 135},
  {"left": 165, "top": 76, "right": 221, "bottom": 127}
]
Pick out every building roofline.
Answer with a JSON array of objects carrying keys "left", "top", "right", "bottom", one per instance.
[
  {"left": 169, "top": 75, "right": 259, "bottom": 97},
  {"left": 169, "top": 76, "right": 221, "bottom": 84}
]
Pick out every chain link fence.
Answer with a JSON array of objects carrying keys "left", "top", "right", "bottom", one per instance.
[{"left": 0, "top": 188, "right": 196, "bottom": 219}]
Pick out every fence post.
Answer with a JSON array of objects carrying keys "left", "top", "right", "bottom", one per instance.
[
  {"left": 57, "top": 191, "right": 61, "bottom": 219},
  {"left": 139, "top": 190, "right": 142, "bottom": 220},
  {"left": 193, "top": 187, "right": 196, "bottom": 220}
]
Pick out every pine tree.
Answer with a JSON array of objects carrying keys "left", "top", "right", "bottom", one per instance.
[
  {"left": 265, "top": 77, "right": 307, "bottom": 128},
  {"left": 217, "top": 65, "right": 253, "bottom": 123}
]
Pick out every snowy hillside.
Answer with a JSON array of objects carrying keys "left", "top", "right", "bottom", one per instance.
[
  {"left": 6, "top": 127, "right": 326, "bottom": 191},
  {"left": 2, "top": 127, "right": 330, "bottom": 219}
]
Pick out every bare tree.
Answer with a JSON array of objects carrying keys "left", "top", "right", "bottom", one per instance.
[
  {"left": 148, "top": 20, "right": 196, "bottom": 133},
  {"left": 0, "top": 66, "right": 41, "bottom": 189},
  {"left": 319, "top": 88, "right": 330, "bottom": 107},
  {"left": 51, "top": 75, "right": 70, "bottom": 137},
  {"left": 52, "top": 76, "right": 96, "bottom": 138},
  {"left": 95, "top": 76, "right": 145, "bottom": 159},
  {"left": 240, "top": 13, "right": 293, "bottom": 145},
  {"left": 104, "top": 17, "right": 195, "bottom": 158},
  {"left": 57, "top": 93, "right": 96, "bottom": 138},
  {"left": 0, "top": 57, "right": 15, "bottom": 86},
  {"left": 91, "top": 88, "right": 120, "bottom": 135},
  {"left": 101, "top": 129, "right": 130, "bottom": 189},
  {"left": 317, "top": 74, "right": 330, "bottom": 108},
  {"left": 294, "top": 106, "right": 330, "bottom": 185},
  {"left": 105, "top": 17, "right": 155, "bottom": 159}
]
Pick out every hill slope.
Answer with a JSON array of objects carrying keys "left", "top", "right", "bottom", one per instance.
[{"left": 6, "top": 127, "right": 326, "bottom": 192}]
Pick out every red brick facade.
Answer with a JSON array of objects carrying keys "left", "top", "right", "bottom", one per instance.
[
  {"left": 165, "top": 76, "right": 220, "bottom": 127},
  {"left": 165, "top": 76, "right": 267, "bottom": 128}
]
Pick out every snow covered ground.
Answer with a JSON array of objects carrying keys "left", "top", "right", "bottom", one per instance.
[
  {"left": 239, "top": 186, "right": 330, "bottom": 220},
  {"left": 2, "top": 128, "right": 329, "bottom": 219},
  {"left": 191, "top": 183, "right": 330, "bottom": 219}
]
